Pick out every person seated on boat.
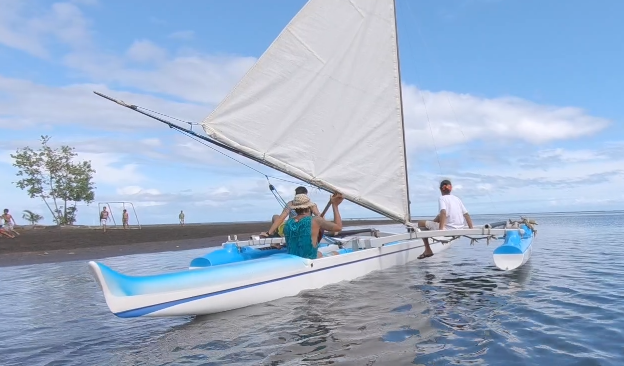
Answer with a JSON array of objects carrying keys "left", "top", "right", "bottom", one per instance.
[
  {"left": 260, "top": 186, "right": 321, "bottom": 239},
  {"left": 282, "top": 192, "right": 343, "bottom": 259},
  {"left": 416, "top": 179, "right": 473, "bottom": 259}
]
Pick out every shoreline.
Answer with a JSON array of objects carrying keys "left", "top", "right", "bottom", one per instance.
[{"left": 0, "top": 219, "right": 395, "bottom": 267}]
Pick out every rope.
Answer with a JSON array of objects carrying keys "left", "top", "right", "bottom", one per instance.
[
  {"left": 400, "top": 0, "right": 498, "bottom": 210},
  {"left": 134, "top": 104, "right": 320, "bottom": 210},
  {"left": 170, "top": 127, "right": 317, "bottom": 210},
  {"left": 268, "top": 183, "right": 288, "bottom": 209},
  {"left": 160, "top": 114, "right": 316, "bottom": 190}
]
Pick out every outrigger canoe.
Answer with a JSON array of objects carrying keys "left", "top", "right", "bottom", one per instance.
[
  {"left": 89, "top": 0, "right": 538, "bottom": 318},
  {"left": 89, "top": 221, "right": 535, "bottom": 318}
]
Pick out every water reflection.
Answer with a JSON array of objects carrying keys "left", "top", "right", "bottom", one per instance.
[{"left": 2, "top": 213, "right": 624, "bottom": 365}]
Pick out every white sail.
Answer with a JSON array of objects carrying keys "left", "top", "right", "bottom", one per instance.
[{"left": 201, "top": 0, "right": 411, "bottom": 224}]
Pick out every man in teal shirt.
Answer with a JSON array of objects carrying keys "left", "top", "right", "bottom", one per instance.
[{"left": 283, "top": 192, "right": 344, "bottom": 259}]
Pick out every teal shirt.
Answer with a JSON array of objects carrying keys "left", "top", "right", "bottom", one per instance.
[{"left": 283, "top": 216, "right": 318, "bottom": 259}]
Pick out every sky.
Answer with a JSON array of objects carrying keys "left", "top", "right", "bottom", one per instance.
[{"left": 1, "top": 0, "right": 623, "bottom": 226}]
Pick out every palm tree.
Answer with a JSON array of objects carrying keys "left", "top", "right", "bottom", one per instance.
[{"left": 22, "top": 210, "right": 43, "bottom": 225}]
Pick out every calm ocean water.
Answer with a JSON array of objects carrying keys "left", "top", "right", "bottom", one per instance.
[{"left": 1, "top": 212, "right": 623, "bottom": 365}]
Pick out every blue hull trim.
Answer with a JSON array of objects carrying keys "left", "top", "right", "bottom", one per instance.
[
  {"left": 493, "top": 224, "right": 534, "bottom": 255},
  {"left": 111, "top": 239, "right": 418, "bottom": 318},
  {"left": 189, "top": 243, "right": 287, "bottom": 268}
]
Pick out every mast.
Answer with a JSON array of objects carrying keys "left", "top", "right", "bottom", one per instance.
[{"left": 392, "top": 0, "right": 413, "bottom": 223}]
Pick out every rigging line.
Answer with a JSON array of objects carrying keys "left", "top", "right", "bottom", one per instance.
[
  {"left": 268, "top": 181, "right": 289, "bottom": 208},
  {"left": 419, "top": 92, "right": 443, "bottom": 175},
  {"left": 402, "top": 0, "right": 498, "bottom": 211},
  {"left": 136, "top": 106, "right": 323, "bottom": 192},
  {"left": 140, "top": 106, "right": 196, "bottom": 125},
  {"left": 126, "top": 101, "right": 318, "bottom": 190},
  {"left": 168, "top": 126, "right": 315, "bottom": 188}
]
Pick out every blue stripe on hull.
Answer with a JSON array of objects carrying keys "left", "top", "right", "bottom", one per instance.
[{"left": 109, "top": 239, "right": 421, "bottom": 318}]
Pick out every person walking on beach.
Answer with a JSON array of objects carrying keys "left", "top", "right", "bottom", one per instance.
[
  {"left": 100, "top": 206, "right": 110, "bottom": 232},
  {"left": 2, "top": 208, "right": 19, "bottom": 236},
  {"left": 281, "top": 192, "right": 344, "bottom": 259},
  {"left": 122, "top": 209, "right": 129, "bottom": 229},
  {"left": 179, "top": 210, "right": 185, "bottom": 226}
]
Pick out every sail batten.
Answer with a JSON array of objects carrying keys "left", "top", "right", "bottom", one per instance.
[{"left": 202, "top": 0, "right": 411, "bottom": 224}]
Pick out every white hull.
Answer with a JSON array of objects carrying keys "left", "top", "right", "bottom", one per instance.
[{"left": 88, "top": 234, "right": 452, "bottom": 318}]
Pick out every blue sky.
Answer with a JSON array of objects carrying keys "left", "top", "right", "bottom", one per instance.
[{"left": 1, "top": 0, "right": 622, "bottom": 226}]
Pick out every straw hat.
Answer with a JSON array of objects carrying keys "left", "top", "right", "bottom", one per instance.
[{"left": 290, "top": 194, "right": 315, "bottom": 209}]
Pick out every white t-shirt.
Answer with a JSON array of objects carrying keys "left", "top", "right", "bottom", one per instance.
[{"left": 438, "top": 194, "right": 468, "bottom": 229}]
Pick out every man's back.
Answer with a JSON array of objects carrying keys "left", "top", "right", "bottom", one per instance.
[{"left": 438, "top": 194, "right": 468, "bottom": 229}]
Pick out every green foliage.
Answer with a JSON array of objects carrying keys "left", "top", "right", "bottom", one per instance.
[
  {"left": 22, "top": 210, "right": 44, "bottom": 225},
  {"left": 11, "top": 135, "right": 96, "bottom": 225}
]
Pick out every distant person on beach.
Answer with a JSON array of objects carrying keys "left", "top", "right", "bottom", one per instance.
[
  {"left": 0, "top": 224, "right": 15, "bottom": 238},
  {"left": 260, "top": 186, "right": 320, "bottom": 238},
  {"left": 100, "top": 207, "right": 109, "bottom": 232},
  {"left": 179, "top": 210, "right": 185, "bottom": 225},
  {"left": 416, "top": 179, "right": 473, "bottom": 259},
  {"left": 281, "top": 192, "right": 343, "bottom": 259},
  {"left": 2, "top": 209, "right": 19, "bottom": 236},
  {"left": 122, "top": 209, "right": 129, "bottom": 229}
]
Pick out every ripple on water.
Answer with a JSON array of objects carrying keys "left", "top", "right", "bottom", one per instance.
[{"left": 2, "top": 213, "right": 624, "bottom": 365}]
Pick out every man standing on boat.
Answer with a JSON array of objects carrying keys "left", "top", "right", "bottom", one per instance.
[
  {"left": 260, "top": 186, "right": 321, "bottom": 238},
  {"left": 417, "top": 179, "right": 473, "bottom": 259},
  {"left": 282, "top": 192, "right": 344, "bottom": 259}
]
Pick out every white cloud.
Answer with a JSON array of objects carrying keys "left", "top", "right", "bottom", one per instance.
[
  {"left": 126, "top": 40, "right": 168, "bottom": 63},
  {"left": 0, "top": 0, "right": 620, "bottom": 223},
  {"left": 534, "top": 148, "right": 606, "bottom": 163},
  {"left": 64, "top": 50, "right": 257, "bottom": 104},
  {"left": 0, "top": 148, "right": 145, "bottom": 187},
  {"left": 0, "top": 76, "right": 209, "bottom": 131},
  {"left": 168, "top": 30, "right": 195, "bottom": 40},
  {"left": 0, "top": 0, "right": 92, "bottom": 58},
  {"left": 74, "top": 152, "right": 145, "bottom": 186},
  {"left": 116, "top": 186, "right": 160, "bottom": 196},
  {"left": 141, "top": 138, "right": 162, "bottom": 147},
  {"left": 69, "top": 0, "right": 99, "bottom": 5},
  {"left": 402, "top": 86, "right": 610, "bottom": 150}
]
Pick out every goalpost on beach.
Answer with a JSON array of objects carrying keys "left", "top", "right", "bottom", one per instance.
[{"left": 98, "top": 201, "right": 142, "bottom": 229}]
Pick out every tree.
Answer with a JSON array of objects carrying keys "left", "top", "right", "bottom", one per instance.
[
  {"left": 11, "top": 135, "right": 96, "bottom": 225},
  {"left": 22, "top": 210, "right": 44, "bottom": 225}
]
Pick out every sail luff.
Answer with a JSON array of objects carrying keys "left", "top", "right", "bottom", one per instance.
[
  {"left": 201, "top": 0, "right": 412, "bottom": 225},
  {"left": 392, "top": 0, "right": 413, "bottom": 223}
]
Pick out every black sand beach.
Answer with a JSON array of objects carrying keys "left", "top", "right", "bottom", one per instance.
[{"left": 0, "top": 219, "right": 394, "bottom": 267}]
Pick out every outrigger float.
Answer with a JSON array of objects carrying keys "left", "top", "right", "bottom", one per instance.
[{"left": 88, "top": 0, "right": 537, "bottom": 318}]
